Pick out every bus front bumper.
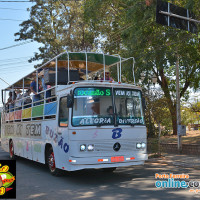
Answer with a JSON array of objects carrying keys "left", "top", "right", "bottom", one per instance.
[{"left": 67, "top": 153, "right": 148, "bottom": 171}]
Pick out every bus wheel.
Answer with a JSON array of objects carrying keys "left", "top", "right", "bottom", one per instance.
[
  {"left": 9, "top": 140, "right": 15, "bottom": 160},
  {"left": 102, "top": 167, "right": 116, "bottom": 173},
  {"left": 47, "top": 147, "right": 61, "bottom": 176}
]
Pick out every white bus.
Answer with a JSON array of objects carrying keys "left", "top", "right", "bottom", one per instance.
[{"left": 1, "top": 52, "right": 147, "bottom": 175}]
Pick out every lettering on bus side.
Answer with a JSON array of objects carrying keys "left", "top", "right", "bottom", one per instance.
[
  {"left": 45, "top": 126, "right": 69, "bottom": 153},
  {"left": 5, "top": 125, "right": 15, "bottom": 136},
  {"left": 16, "top": 124, "right": 22, "bottom": 136},
  {"left": 26, "top": 124, "right": 41, "bottom": 137}
]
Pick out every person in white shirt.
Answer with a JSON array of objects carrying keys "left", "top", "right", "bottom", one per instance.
[{"left": 15, "top": 89, "right": 22, "bottom": 110}]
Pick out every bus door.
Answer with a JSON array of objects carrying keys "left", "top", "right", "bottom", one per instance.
[{"left": 55, "top": 96, "right": 70, "bottom": 169}]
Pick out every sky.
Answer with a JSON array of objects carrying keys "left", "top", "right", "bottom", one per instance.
[{"left": 0, "top": 0, "right": 41, "bottom": 106}]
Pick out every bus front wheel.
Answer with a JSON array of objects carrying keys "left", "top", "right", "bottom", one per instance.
[
  {"left": 9, "top": 140, "right": 15, "bottom": 160},
  {"left": 47, "top": 147, "right": 61, "bottom": 176}
]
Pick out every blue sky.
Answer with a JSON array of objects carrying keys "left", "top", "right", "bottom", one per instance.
[{"left": 0, "top": 0, "right": 41, "bottom": 106}]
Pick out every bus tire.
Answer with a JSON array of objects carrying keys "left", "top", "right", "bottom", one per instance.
[
  {"left": 47, "top": 147, "right": 61, "bottom": 176},
  {"left": 102, "top": 167, "right": 116, "bottom": 173},
  {"left": 9, "top": 140, "right": 15, "bottom": 160}
]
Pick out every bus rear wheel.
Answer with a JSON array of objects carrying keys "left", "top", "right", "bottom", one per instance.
[
  {"left": 102, "top": 167, "right": 116, "bottom": 173},
  {"left": 47, "top": 147, "right": 61, "bottom": 176},
  {"left": 9, "top": 140, "right": 15, "bottom": 160}
]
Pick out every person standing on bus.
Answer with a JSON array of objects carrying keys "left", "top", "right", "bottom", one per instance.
[
  {"left": 39, "top": 69, "right": 51, "bottom": 100},
  {"left": 6, "top": 91, "right": 16, "bottom": 112},
  {"left": 15, "top": 89, "right": 22, "bottom": 110},
  {"left": 23, "top": 89, "right": 32, "bottom": 108},
  {"left": 5, "top": 91, "right": 12, "bottom": 112},
  {"left": 101, "top": 71, "right": 113, "bottom": 81},
  {"left": 30, "top": 76, "right": 40, "bottom": 105}
]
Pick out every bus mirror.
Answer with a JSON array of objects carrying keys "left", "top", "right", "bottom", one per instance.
[
  {"left": 67, "top": 94, "right": 73, "bottom": 108},
  {"left": 142, "top": 97, "right": 146, "bottom": 110}
]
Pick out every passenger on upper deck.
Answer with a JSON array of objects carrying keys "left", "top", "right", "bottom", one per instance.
[
  {"left": 101, "top": 71, "right": 113, "bottom": 81},
  {"left": 23, "top": 89, "right": 32, "bottom": 108},
  {"left": 6, "top": 91, "right": 16, "bottom": 112},
  {"left": 15, "top": 89, "right": 22, "bottom": 110},
  {"left": 94, "top": 76, "right": 100, "bottom": 80},
  {"left": 78, "top": 70, "right": 85, "bottom": 80},
  {"left": 39, "top": 69, "right": 51, "bottom": 100},
  {"left": 30, "top": 75, "right": 40, "bottom": 105}
]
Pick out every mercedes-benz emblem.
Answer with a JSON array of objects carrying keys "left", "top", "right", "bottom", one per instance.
[{"left": 113, "top": 142, "right": 121, "bottom": 152}]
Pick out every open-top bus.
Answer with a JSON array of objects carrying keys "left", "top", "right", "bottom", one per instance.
[{"left": 1, "top": 52, "right": 147, "bottom": 175}]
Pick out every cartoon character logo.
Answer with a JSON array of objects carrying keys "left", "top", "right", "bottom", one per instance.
[{"left": 0, "top": 164, "right": 15, "bottom": 196}]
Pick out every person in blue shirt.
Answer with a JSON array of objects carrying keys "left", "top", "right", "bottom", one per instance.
[{"left": 30, "top": 76, "right": 40, "bottom": 105}]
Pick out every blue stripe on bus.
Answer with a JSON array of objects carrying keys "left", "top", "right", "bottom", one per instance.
[{"left": 44, "top": 102, "right": 57, "bottom": 116}]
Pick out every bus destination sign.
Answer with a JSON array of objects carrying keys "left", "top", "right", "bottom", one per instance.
[{"left": 74, "top": 88, "right": 111, "bottom": 97}]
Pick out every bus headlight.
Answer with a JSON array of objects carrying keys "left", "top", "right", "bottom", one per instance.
[
  {"left": 136, "top": 143, "right": 142, "bottom": 149},
  {"left": 141, "top": 143, "right": 146, "bottom": 148},
  {"left": 88, "top": 144, "right": 94, "bottom": 151},
  {"left": 136, "top": 143, "right": 146, "bottom": 149},
  {"left": 80, "top": 144, "right": 86, "bottom": 151}
]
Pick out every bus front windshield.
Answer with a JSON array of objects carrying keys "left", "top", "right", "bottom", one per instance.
[
  {"left": 72, "top": 87, "right": 144, "bottom": 126},
  {"left": 72, "top": 87, "right": 113, "bottom": 126}
]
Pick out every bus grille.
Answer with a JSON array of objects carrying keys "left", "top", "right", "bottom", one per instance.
[{"left": 94, "top": 141, "right": 136, "bottom": 152}]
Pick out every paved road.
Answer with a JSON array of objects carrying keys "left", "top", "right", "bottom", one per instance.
[{"left": 0, "top": 147, "right": 200, "bottom": 200}]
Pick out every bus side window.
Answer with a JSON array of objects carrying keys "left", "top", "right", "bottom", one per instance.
[{"left": 59, "top": 97, "right": 69, "bottom": 127}]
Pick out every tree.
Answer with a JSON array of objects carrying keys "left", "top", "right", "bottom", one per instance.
[
  {"left": 15, "top": 0, "right": 98, "bottom": 64},
  {"left": 142, "top": 86, "right": 172, "bottom": 136},
  {"left": 84, "top": 0, "right": 200, "bottom": 135}
]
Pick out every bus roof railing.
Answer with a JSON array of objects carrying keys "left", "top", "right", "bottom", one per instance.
[{"left": 3, "top": 52, "right": 136, "bottom": 91}]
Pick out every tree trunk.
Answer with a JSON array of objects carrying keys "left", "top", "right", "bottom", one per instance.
[
  {"left": 171, "top": 107, "right": 177, "bottom": 135},
  {"left": 157, "top": 69, "right": 177, "bottom": 135}
]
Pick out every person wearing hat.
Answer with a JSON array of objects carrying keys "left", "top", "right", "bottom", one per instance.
[{"left": 15, "top": 89, "right": 22, "bottom": 110}]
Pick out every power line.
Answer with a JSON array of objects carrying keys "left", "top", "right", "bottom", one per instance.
[
  {"left": 0, "top": 41, "right": 33, "bottom": 51},
  {"left": 0, "top": 7, "right": 27, "bottom": 11},
  {"left": 0, "top": 18, "right": 24, "bottom": 21},
  {"left": 0, "top": 1, "right": 31, "bottom": 2},
  {"left": 0, "top": 77, "right": 10, "bottom": 85},
  {"left": 0, "top": 69, "right": 33, "bottom": 75},
  {"left": 0, "top": 60, "right": 30, "bottom": 66},
  {"left": 0, "top": 56, "right": 32, "bottom": 62},
  {"left": 0, "top": 63, "right": 33, "bottom": 70},
  {"left": 0, "top": 66, "right": 34, "bottom": 73}
]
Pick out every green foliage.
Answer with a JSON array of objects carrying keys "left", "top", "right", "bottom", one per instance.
[
  {"left": 15, "top": 0, "right": 98, "bottom": 64},
  {"left": 143, "top": 88, "right": 172, "bottom": 136}
]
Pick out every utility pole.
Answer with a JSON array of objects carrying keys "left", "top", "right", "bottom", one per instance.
[{"left": 176, "top": 56, "right": 182, "bottom": 151}]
